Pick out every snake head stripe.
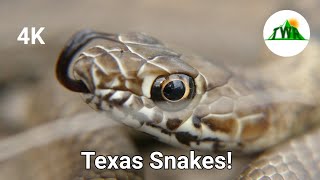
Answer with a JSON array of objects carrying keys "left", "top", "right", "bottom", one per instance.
[{"left": 57, "top": 30, "right": 318, "bottom": 153}]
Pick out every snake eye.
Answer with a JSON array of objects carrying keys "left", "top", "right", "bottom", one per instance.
[
  {"left": 162, "top": 80, "right": 186, "bottom": 101},
  {"left": 151, "top": 74, "right": 195, "bottom": 111}
]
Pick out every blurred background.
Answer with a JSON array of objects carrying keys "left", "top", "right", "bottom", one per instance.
[{"left": 0, "top": 0, "right": 319, "bottom": 179}]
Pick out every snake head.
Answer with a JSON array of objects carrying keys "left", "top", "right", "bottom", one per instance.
[
  {"left": 67, "top": 31, "right": 212, "bottom": 145},
  {"left": 58, "top": 30, "right": 320, "bottom": 153},
  {"left": 58, "top": 30, "right": 266, "bottom": 153}
]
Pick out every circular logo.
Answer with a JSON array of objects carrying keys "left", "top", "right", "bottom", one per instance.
[{"left": 263, "top": 10, "right": 310, "bottom": 57}]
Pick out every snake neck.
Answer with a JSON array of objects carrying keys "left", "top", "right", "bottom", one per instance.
[
  {"left": 183, "top": 42, "right": 320, "bottom": 153},
  {"left": 238, "top": 42, "right": 320, "bottom": 152}
]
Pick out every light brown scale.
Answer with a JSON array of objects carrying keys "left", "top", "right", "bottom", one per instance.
[
  {"left": 137, "top": 62, "right": 169, "bottom": 78},
  {"left": 147, "top": 56, "right": 199, "bottom": 77},
  {"left": 84, "top": 46, "right": 109, "bottom": 57},
  {"left": 94, "top": 52, "right": 120, "bottom": 75},
  {"left": 124, "top": 43, "right": 180, "bottom": 60},
  {"left": 240, "top": 112, "right": 270, "bottom": 142},
  {"left": 202, "top": 115, "right": 238, "bottom": 137},
  {"left": 88, "top": 50, "right": 144, "bottom": 96},
  {"left": 209, "top": 96, "right": 234, "bottom": 114},
  {"left": 108, "top": 51, "right": 145, "bottom": 79}
]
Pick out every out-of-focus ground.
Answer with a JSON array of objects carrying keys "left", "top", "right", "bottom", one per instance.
[{"left": 0, "top": 0, "right": 319, "bottom": 179}]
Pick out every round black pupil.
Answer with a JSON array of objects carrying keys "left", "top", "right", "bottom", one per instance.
[{"left": 163, "top": 80, "right": 185, "bottom": 101}]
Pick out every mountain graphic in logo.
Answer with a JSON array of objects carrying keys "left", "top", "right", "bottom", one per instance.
[
  {"left": 263, "top": 10, "right": 310, "bottom": 57},
  {"left": 266, "top": 19, "right": 307, "bottom": 40}
]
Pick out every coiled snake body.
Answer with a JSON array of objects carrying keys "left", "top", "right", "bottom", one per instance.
[{"left": 1, "top": 30, "right": 320, "bottom": 179}]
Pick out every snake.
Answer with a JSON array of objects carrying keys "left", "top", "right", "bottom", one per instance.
[{"left": 1, "top": 29, "right": 320, "bottom": 180}]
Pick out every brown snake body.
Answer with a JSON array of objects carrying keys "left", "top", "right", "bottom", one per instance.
[{"left": 0, "top": 30, "right": 320, "bottom": 179}]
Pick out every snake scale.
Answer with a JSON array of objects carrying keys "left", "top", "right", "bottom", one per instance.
[{"left": 1, "top": 30, "right": 320, "bottom": 179}]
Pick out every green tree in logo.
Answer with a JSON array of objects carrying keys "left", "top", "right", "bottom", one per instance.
[{"left": 267, "top": 20, "right": 306, "bottom": 40}]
